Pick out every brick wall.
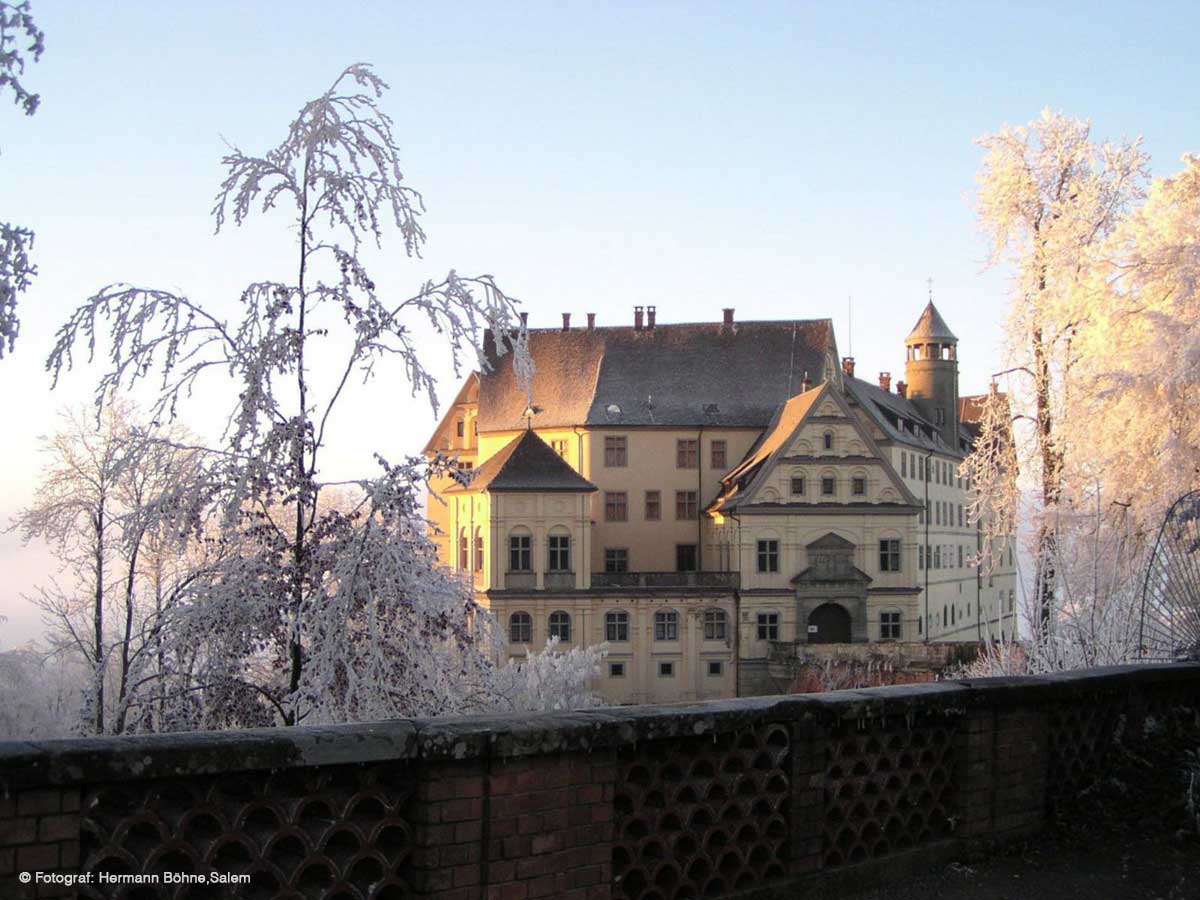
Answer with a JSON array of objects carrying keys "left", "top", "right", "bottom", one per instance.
[
  {"left": 0, "top": 787, "right": 81, "bottom": 899},
  {"left": 0, "top": 663, "right": 1196, "bottom": 900}
]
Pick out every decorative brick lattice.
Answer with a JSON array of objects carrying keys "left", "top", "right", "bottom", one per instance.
[
  {"left": 79, "top": 763, "right": 415, "bottom": 900},
  {"left": 1045, "top": 694, "right": 1123, "bottom": 800},
  {"left": 612, "top": 725, "right": 790, "bottom": 900},
  {"left": 821, "top": 714, "right": 958, "bottom": 868}
]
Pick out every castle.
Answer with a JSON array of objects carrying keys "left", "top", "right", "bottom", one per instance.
[{"left": 423, "top": 303, "right": 1017, "bottom": 703}]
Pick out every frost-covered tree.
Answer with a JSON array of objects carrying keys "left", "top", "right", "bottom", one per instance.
[
  {"left": 1067, "top": 154, "right": 1200, "bottom": 524},
  {"left": 972, "top": 109, "right": 1147, "bottom": 643},
  {"left": 46, "top": 65, "right": 559, "bottom": 727},
  {"left": 0, "top": 0, "right": 44, "bottom": 358},
  {"left": 12, "top": 401, "right": 202, "bottom": 734},
  {"left": 0, "top": 646, "right": 83, "bottom": 740}
]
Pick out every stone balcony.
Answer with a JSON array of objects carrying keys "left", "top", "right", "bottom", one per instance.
[{"left": 590, "top": 570, "right": 741, "bottom": 590}]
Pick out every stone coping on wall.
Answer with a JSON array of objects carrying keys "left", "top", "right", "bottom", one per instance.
[{"left": 1, "top": 663, "right": 1197, "bottom": 791}]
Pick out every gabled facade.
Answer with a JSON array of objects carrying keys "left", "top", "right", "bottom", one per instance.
[{"left": 423, "top": 304, "right": 1017, "bottom": 703}]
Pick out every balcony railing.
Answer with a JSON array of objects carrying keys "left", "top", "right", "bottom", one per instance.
[{"left": 590, "top": 571, "right": 741, "bottom": 590}]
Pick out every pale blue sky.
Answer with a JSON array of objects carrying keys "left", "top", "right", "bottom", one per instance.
[{"left": 1, "top": 1, "right": 1197, "bottom": 645}]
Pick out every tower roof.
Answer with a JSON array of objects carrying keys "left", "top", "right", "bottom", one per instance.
[
  {"left": 446, "top": 429, "right": 597, "bottom": 494},
  {"left": 905, "top": 302, "right": 957, "bottom": 343}
]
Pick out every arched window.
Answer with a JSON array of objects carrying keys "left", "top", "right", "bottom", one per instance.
[
  {"left": 605, "top": 610, "right": 629, "bottom": 642},
  {"left": 509, "top": 611, "right": 532, "bottom": 644},
  {"left": 473, "top": 527, "right": 483, "bottom": 572},
  {"left": 703, "top": 608, "right": 727, "bottom": 640},
  {"left": 508, "top": 528, "right": 532, "bottom": 572},
  {"left": 823, "top": 431, "right": 834, "bottom": 451},
  {"left": 654, "top": 609, "right": 679, "bottom": 641},
  {"left": 548, "top": 528, "right": 571, "bottom": 572},
  {"left": 458, "top": 528, "right": 468, "bottom": 570},
  {"left": 549, "top": 610, "right": 571, "bottom": 642}
]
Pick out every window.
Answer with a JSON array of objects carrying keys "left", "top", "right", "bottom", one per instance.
[
  {"left": 756, "top": 612, "right": 779, "bottom": 640},
  {"left": 958, "top": 504, "right": 963, "bottom": 528},
  {"left": 655, "top": 610, "right": 679, "bottom": 641},
  {"left": 957, "top": 545, "right": 963, "bottom": 568},
  {"left": 756, "top": 539, "right": 779, "bottom": 573},
  {"left": 703, "top": 608, "right": 727, "bottom": 640},
  {"left": 790, "top": 476, "right": 805, "bottom": 496},
  {"left": 456, "top": 460, "right": 473, "bottom": 470},
  {"left": 676, "top": 490, "right": 698, "bottom": 520},
  {"left": 644, "top": 491, "right": 661, "bottom": 520},
  {"left": 951, "top": 605, "right": 956, "bottom": 625},
  {"left": 548, "top": 611, "right": 571, "bottom": 642},
  {"left": 551, "top": 438, "right": 568, "bottom": 458},
  {"left": 918, "top": 544, "right": 924, "bottom": 569},
  {"left": 821, "top": 477, "right": 835, "bottom": 496},
  {"left": 548, "top": 533, "right": 570, "bottom": 571},
  {"left": 605, "top": 492, "right": 628, "bottom": 522},
  {"left": 676, "top": 544, "right": 698, "bottom": 572},
  {"left": 658, "top": 661, "right": 675, "bottom": 678},
  {"left": 711, "top": 440, "right": 727, "bottom": 469},
  {"left": 880, "top": 610, "right": 901, "bottom": 640},
  {"left": 456, "top": 420, "right": 464, "bottom": 437},
  {"left": 823, "top": 432, "right": 833, "bottom": 451},
  {"left": 458, "top": 529, "right": 468, "bottom": 570},
  {"left": 879, "top": 539, "right": 901, "bottom": 572},
  {"left": 707, "top": 661, "right": 724, "bottom": 677},
  {"left": 509, "top": 612, "right": 532, "bottom": 644},
  {"left": 605, "top": 611, "right": 629, "bottom": 642},
  {"left": 901, "top": 454, "right": 907, "bottom": 477},
  {"left": 935, "top": 503, "right": 940, "bottom": 525},
  {"left": 604, "top": 548, "right": 628, "bottom": 573},
  {"left": 934, "top": 545, "right": 941, "bottom": 569},
  {"left": 609, "top": 662, "right": 625, "bottom": 678},
  {"left": 604, "top": 436, "right": 627, "bottom": 467},
  {"left": 852, "top": 476, "right": 866, "bottom": 495},
  {"left": 676, "top": 439, "right": 698, "bottom": 468},
  {"left": 918, "top": 615, "right": 922, "bottom": 635},
  {"left": 935, "top": 407, "right": 945, "bottom": 426},
  {"left": 1008, "top": 589, "right": 1015, "bottom": 612},
  {"left": 474, "top": 528, "right": 483, "bottom": 572},
  {"left": 509, "top": 531, "right": 531, "bottom": 571}
]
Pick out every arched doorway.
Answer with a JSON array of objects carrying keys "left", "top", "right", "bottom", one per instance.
[{"left": 808, "top": 603, "right": 852, "bottom": 643}]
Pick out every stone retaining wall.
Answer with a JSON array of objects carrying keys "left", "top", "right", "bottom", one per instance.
[{"left": 1, "top": 663, "right": 1197, "bottom": 899}]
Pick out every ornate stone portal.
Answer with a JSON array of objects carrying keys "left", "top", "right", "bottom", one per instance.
[{"left": 791, "top": 533, "right": 871, "bottom": 643}]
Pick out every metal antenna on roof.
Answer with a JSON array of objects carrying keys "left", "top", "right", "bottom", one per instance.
[{"left": 847, "top": 294, "right": 853, "bottom": 357}]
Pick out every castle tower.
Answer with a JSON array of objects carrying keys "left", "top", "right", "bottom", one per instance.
[{"left": 904, "top": 300, "right": 959, "bottom": 451}]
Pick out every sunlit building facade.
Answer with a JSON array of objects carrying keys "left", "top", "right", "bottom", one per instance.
[{"left": 424, "top": 304, "right": 1017, "bottom": 703}]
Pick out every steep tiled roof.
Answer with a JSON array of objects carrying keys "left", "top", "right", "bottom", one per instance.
[
  {"left": 905, "top": 302, "right": 957, "bottom": 343},
  {"left": 844, "top": 376, "right": 944, "bottom": 452},
  {"left": 478, "top": 319, "right": 836, "bottom": 432},
  {"left": 723, "top": 384, "right": 825, "bottom": 485},
  {"left": 447, "top": 430, "right": 597, "bottom": 494}
]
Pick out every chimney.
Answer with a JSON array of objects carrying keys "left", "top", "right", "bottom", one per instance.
[
  {"left": 519, "top": 312, "right": 528, "bottom": 329},
  {"left": 842, "top": 357, "right": 856, "bottom": 378},
  {"left": 562, "top": 312, "right": 571, "bottom": 331},
  {"left": 634, "top": 306, "right": 644, "bottom": 331},
  {"left": 878, "top": 371, "right": 892, "bottom": 392},
  {"left": 587, "top": 312, "right": 596, "bottom": 331},
  {"left": 647, "top": 305, "right": 656, "bottom": 330},
  {"left": 896, "top": 380, "right": 907, "bottom": 398},
  {"left": 722, "top": 308, "right": 735, "bottom": 327},
  {"left": 800, "top": 371, "right": 812, "bottom": 392}
]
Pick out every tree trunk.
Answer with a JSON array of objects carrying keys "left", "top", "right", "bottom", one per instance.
[
  {"left": 92, "top": 505, "right": 105, "bottom": 734},
  {"left": 1033, "top": 326, "right": 1063, "bottom": 646}
]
